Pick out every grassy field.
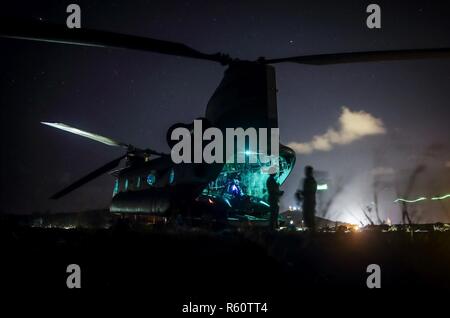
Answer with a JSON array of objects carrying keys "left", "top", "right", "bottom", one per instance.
[{"left": 2, "top": 225, "right": 450, "bottom": 291}]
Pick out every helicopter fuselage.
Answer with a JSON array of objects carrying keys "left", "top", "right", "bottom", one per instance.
[{"left": 109, "top": 62, "right": 295, "bottom": 220}]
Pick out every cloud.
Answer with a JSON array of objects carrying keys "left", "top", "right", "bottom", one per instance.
[{"left": 288, "top": 106, "right": 386, "bottom": 154}]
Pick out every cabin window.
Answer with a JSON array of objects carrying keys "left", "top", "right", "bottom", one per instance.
[
  {"left": 113, "top": 180, "right": 119, "bottom": 196},
  {"left": 136, "top": 177, "right": 141, "bottom": 188},
  {"left": 147, "top": 173, "right": 156, "bottom": 186},
  {"left": 169, "top": 168, "right": 175, "bottom": 184},
  {"left": 124, "top": 179, "right": 129, "bottom": 191}
]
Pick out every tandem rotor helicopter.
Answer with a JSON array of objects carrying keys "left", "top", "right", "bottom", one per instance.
[{"left": 1, "top": 19, "right": 449, "bottom": 224}]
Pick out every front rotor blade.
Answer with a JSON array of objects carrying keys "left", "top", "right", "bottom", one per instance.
[
  {"left": 265, "top": 48, "right": 450, "bottom": 65},
  {"left": 41, "top": 122, "right": 128, "bottom": 148},
  {"left": 0, "top": 19, "right": 230, "bottom": 64},
  {"left": 51, "top": 155, "right": 126, "bottom": 199}
]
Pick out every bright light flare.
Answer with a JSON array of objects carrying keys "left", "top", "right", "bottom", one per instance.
[
  {"left": 394, "top": 197, "right": 427, "bottom": 203},
  {"left": 394, "top": 194, "right": 450, "bottom": 203},
  {"left": 431, "top": 194, "right": 450, "bottom": 201}
]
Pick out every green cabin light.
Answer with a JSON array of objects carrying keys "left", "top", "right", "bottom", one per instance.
[{"left": 124, "top": 179, "right": 129, "bottom": 190}]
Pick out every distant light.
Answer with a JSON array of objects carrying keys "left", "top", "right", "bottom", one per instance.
[
  {"left": 289, "top": 220, "right": 294, "bottom": 225},
  {"left": 208, "top": 198, "right": 214, "bottom": 204},
  {"left": 394, "top": 197, "right": 427, "bottom": 203},
  {"left": 317, "top": 183, "right": 328, "bottom": 191}
]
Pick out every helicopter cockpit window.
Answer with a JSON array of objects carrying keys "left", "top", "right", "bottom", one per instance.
[{"left": 124, "top": 179, "right": 129, "bottom": 191}]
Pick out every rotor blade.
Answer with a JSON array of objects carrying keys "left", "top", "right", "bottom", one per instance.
[
  {"left": 42, "top": 122, "right": 167, "bottom": 157},
  {"left": 0, "top": 19, "right": 231, "bottom": 64},
  {"left": 41, "top": 122, "right": 128, "bottom": 148},
  {"left": 51, "top": 155, "right": 126, "bottom": 199},
  {"left": 265, "top": 48, "right": 450, "bottom": 65}
]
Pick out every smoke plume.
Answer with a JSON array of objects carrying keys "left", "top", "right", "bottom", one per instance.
[{"left": 289, "top": 106, "right": 386, "bottom": 154}]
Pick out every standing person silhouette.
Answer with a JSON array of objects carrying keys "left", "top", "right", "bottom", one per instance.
[
  {"left": 267, "top": 169, "right": 283, "bottom": 230},
  {"left": 298, "top": 166, "right": 317, "bottom": 231}
]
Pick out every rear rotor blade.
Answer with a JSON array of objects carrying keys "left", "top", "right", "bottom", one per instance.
[
  {"left": 41, "top": 122, "right": 128, "bottom": 148},
  {"left": 51, "top": 154, "right": 126, "bottom": 199},
  {"left": 265, "top": 48, "right": 450, "bottom": 65},
  {"left": 0, "top": 19, "right": 231, "bottom": 64}
]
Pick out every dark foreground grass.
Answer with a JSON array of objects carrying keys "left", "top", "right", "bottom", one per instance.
[{"left": 1, "top": 226, "right": 450, "bottom": 292}]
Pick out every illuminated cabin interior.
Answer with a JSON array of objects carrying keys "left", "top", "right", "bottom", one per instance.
[{"left": 199, "top": 145, "right": 296, "bottom": 218}]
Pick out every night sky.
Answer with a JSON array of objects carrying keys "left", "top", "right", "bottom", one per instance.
[{"left": 1, "top": 0, "right": 449, "bottom": 224}]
